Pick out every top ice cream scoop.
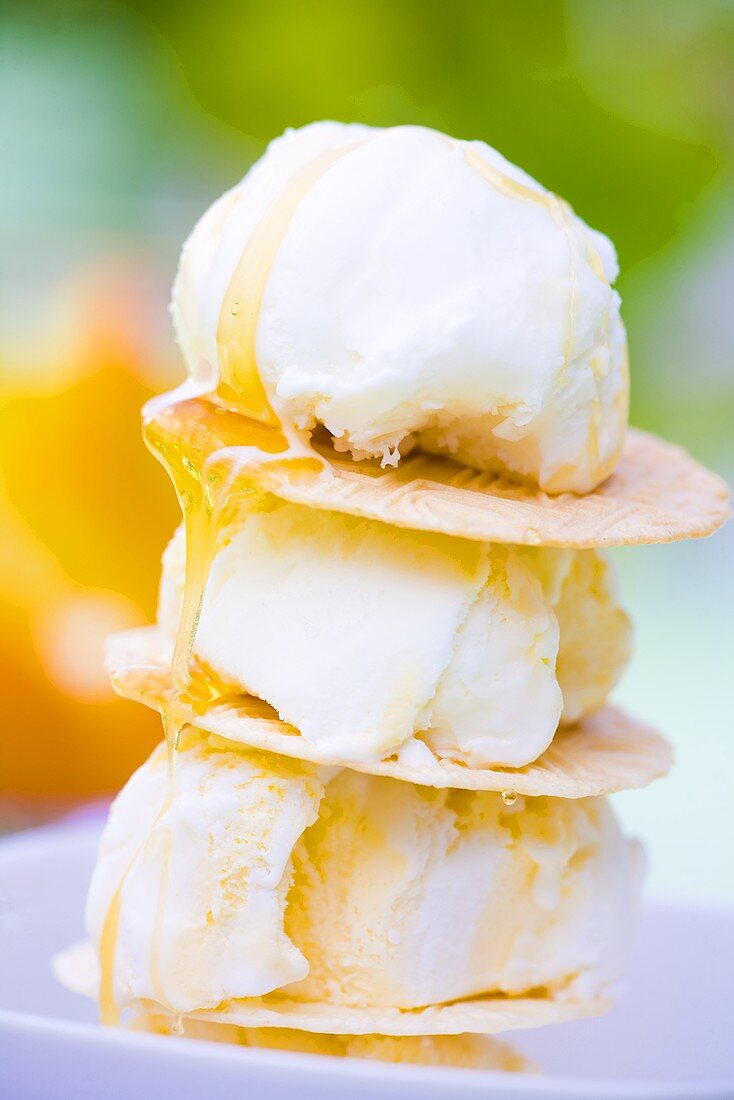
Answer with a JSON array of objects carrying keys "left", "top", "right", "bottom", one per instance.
[{"left": 172, "top": 121, "right": 628, "bottom": 494}]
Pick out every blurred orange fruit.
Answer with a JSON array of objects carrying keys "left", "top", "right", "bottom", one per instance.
[{"left": 0, "top": 259, "right": 180, "bottom": 796}]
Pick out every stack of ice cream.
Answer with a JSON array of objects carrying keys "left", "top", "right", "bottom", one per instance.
[{"left": 57, "top": 123, "right": 730, "bottom": 1073}]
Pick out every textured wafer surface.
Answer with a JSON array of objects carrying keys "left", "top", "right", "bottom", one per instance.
[
  {"left": 55, "top": 942, "right": 609, "bottom": 1037},
  {"left": 107, "top": 627, "right": 672, "bottom": 797},
  {"left": 150, "top": 400, "right": 731, "bottom": 546},
  {"left": 295, "top": 428, "right": 731, "bottom": 547}
]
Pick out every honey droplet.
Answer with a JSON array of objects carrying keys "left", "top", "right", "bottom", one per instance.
[
  {"left": 230, "top": 301, "right": 241, "bottom": 317},
  {"left": 180, "top": 489, "right": 192, "bottom": 510},
  {"left": 501, "top": 789, "right": 518, "bottom": 806}
]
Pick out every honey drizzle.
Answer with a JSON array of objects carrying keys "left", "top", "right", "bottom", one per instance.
[
  {"left": 148, "top": 139, "right": 367, "bottom": 703},
  {"left": 168, "top": 458, "right": 241, "bottom": 701},
  {"left": 217, "top": 140, "right": 365, "bottom": 425},
  {"left": 149, "top": 825, "right": 173, "bottom": 1008},
  {"left": 98, "top": 708, "right": 182, "bottom": 1025},
  {"left": 98, "top": 880, "right": 124, "bottom": 1025},
  {"left": 99, "top": 138, "right": 361, "bottom": 1024},
  {"left": 98, "top": 826, "right": 175, "bottom": 1026}
]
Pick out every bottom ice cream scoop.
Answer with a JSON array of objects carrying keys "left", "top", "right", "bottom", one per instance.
[{"left": 85, "top": 731, "right": 642, "bottom": 1017}]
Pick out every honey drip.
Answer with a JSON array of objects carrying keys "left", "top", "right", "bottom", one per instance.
[
  {"left": 98, "top": 880, "right": 124, "bottom": 1025},
  {"left": 98, "top": 707, "right": 183, "bottom": 1026},
  {"left": 99, "top": 139, "right": 359, "bottom": 1023},
  {"left": 98, "top": 804, "right": 173, "bottom": 1026},
  {"left": 146, "top": 140, "right": 368, "bottom": 701},
  {"left": 149, "top": 826, "right": 173, "bottom": 1008},
  {"left": 143, "top": 400, "right": 323, "bottom": 706},
  {"left": 216, "top": 140, "right": 364, "bottom": 424}
]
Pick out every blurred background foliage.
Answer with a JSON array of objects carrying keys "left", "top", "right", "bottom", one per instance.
[{"left": 0, "top": 0, "right": 732, "bottom": 897}]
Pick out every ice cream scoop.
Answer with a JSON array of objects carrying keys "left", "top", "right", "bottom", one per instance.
[
  {"left": 172, "top": 122, "right": 628, "bottom": 493},
  {"left": 85, "top": 732, "right": 642, "bottom": 1017},
  {"left": 157, "top": 501, "right": 630, "bottom": 768}
]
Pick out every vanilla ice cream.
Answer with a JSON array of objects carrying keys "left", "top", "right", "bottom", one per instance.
[
  {"left": 158, "top": 501, "right": 631, "bottom": 768},
  {"left": 86, "top": 732, "right": 641, "bottom": 1017},
  {"left": 172, "top": 122, "right": 628, "bottom": 493},
  {"left": 85, "top": 735, "right": 326, "bottom": 1013}
]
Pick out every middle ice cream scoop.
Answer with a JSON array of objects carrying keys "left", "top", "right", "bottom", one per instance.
[
  {"left": 158, "top": 500, "right": 631, "bottom": 768},
  {"left": 85, "top": 732, "right": 641, "bottom": 1017}
]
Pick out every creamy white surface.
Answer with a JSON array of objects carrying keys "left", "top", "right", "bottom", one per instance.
[
  {"left": 86, "top": 738, "right": 641, "bottom": 1014},
  {"left": 85, "top": 736, "right": 325, "bottom": 1014},
  {"left": 172, "top": 121, "right": 628, "bottom": 492},
  {"left": 158, "top": 503, "right": 630, "bottom": 768}
]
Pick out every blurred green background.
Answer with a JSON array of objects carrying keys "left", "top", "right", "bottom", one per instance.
[{"left": 1, "top": 0, "right": 732, "bottom": 902}]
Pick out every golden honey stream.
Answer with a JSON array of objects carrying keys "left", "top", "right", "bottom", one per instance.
[{"left": 97, "top": 131, "right": 608, "bottom": 1023}]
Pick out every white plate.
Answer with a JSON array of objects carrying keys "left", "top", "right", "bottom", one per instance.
[{"left": 0, "top": 819, "right": 731, "bottom": 1100}]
